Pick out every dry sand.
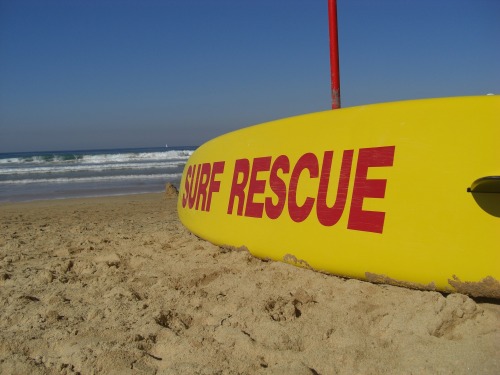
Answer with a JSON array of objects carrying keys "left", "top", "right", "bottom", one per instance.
[{"left": 0, "top": 192, "right": 499, "bottom": 374}]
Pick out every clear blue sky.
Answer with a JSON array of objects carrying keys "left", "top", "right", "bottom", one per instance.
[{"left": 1, "top": 0, "right": 498, "bottom": 152}]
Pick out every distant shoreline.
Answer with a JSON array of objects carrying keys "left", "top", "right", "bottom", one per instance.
[{"left": 0, "top": 146, "right": 194, "bottom": 203}]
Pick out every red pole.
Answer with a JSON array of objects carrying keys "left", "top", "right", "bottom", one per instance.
[{"left": 328, "top": 0, "right": 341, "bottom": 109}]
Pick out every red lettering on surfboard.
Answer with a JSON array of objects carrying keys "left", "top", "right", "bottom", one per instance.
[
  {"left": 348, "top": 146, "right": 395, "bottom": 233},
  {"left": 316, "top": 150, "right": 354, "bottom": 226},
  {"left": 181, "top": 161, "right": 225, "bottom": 212},
  {"left": 225, "top": 147, "right": 395, "bottom": 234},
  {"left": 195, "top": 163, "right": 211, "bottom": 210},
  {"left": 181, "top": 164, "right": 193, "bottom": 208},
  {"left": 245, "top": 156, "right": 272, "bottom": 218},
  {"left": 188, "top": 164, "right": 201, "bottom": 209},
  {"left": 288, "top": 153, "right": 319, "bottom": 223},
  {"left": 265, "top": 155, "right": 289, "bottom": 219},
  {"left": 206, "top": 161, "right": 225, "bottom": 212},
  {"left": 227, "top": 159, "right": 250, "bottom": 216}
]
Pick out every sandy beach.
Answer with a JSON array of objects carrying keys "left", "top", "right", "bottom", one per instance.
[{"left": 1, "top": 192, "right": 499, "bottom": 374}]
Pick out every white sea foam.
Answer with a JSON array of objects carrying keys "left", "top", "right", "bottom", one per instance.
[
  {"left": 80, "top": 151, "right": 193, "bottom": 164},
  {"left": 0, "top": 147, "right": 193, "bottom": 201},
  {"left": 0, "top": 161, "right": 183, "bottom": 175},
  {"left": 1, "top": 173, "right": 182, "bottom": 185},
  {"left": 0, "top": 150, "right": 193, "bottom": 165}
]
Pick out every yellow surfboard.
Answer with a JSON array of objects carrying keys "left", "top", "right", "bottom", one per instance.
[{"left": 177, "top": 96, "right": 500, "bottom": 298}]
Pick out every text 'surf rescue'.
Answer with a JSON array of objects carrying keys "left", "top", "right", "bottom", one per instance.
[{"left": 181, "top": 146, "right": 395, "bottom": 233}]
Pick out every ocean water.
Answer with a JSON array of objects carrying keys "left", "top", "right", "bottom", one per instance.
[{"left": 0, "top": 146, "right": 196, "bottom": 202}]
